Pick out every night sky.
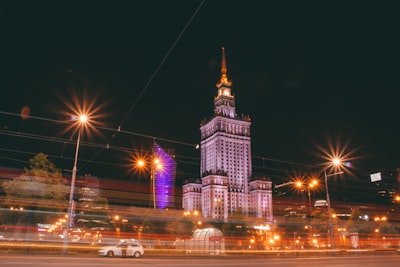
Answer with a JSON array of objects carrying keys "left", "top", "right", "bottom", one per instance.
[{"left": 1, "top": 1, "right": 400, "bottom": 199}]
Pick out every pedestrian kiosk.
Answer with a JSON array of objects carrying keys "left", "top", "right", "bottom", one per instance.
[{"left": 186, "top": 227, "right": 225, "bottom": 255}]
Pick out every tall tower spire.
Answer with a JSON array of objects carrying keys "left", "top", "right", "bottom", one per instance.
[
  {"left": 215, "top": 47, "right": 235, "bottom": 118},
  {"left": 220, "top": 47, "right": 228, "bottom": 84},
  {"left": 218, "top": 47, "right": 232, "bottom": 86}
]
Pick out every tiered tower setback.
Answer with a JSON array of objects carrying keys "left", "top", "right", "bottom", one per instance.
[{"left": 182, "top": 48, "right": 272, "bottom": 222}]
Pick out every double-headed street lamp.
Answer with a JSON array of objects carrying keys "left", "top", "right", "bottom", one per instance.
[
  {"left": 295, "top": 178, "right": 319, "bottom": 216},
  {"left": 136, "top": 157, "right": 163, "bottom": 209}
]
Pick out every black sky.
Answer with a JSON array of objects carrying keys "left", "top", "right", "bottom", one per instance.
[{"left": 1, "top": 1, "right": 400, "bottom": 193}]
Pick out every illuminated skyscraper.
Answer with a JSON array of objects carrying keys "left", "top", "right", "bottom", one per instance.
[
  {"left": 182, "top": 48, "right": 273, "bottom": 222},
  {"left": 153, "top": 141, "right": 177, "bottom": 209}
]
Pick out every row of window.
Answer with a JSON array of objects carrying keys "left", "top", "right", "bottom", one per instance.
[
  {"left": 183, "top": 183, "right": 272, "bottom": 193},
  {"left": 202, "top": 121, "right": 249, "bottom": 136}
]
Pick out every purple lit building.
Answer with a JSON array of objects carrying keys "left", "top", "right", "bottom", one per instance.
[{"left": 153, "top": 142, "right": 177, "bottom": 209}]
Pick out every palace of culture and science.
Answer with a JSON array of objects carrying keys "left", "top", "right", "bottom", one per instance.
[{"left": 182, "top": 48, "right": 273, "bottom": 222}]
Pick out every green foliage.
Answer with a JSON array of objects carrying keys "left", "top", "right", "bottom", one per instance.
[
  {"left": 166, "top": 219, "right": 194, "bottom": 236},
  {"left": 283, "top": 215, "right": 308, "bottom": 234},
  {"left": 219, "top": 209, "right": 250, "bottom": 237},
  {"left": 0, "top": 153, "right": 69, "bottom": 226},
  {"left": 221, "top": 221, "right": 249, "bottom": 237},
  {"left": 379, "top": 224, "right": 399, "bottom": 234},
  {"left": 3, "top": 153, "right": 68, "bottom": 200},
  {"left": 345, "top": 208, "right": 371, "bottom": 233},
  {"left": 349, "top": 208, "right": 363, "bottom": 221},
  {"left": 26, "top": 152, "right": 62, "bottom": 177}
]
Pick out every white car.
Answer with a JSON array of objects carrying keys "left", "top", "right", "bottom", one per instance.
[{"left": 98, "top": 241, "right": 144, "bottom": 258}]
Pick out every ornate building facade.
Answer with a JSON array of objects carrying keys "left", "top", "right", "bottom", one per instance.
[{"left": 182, "top": 48, "right": 273, "bottom": 222}]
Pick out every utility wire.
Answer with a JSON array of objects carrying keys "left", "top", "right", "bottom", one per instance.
[
  {"left": 0, "top": 111, "right": 196, "bottom": 148},
  {"left": 80, "top": 0, "right": 206, "bottom": 172},
  {"left": 252, "top": 155, "right": 315, "bottom": 169},
  {"left": 0, "top": 126, "right": 305, "bottom": 179},
  {"left": 0, "top": 111, "right": 72, "bottom": 126},
  {"left": 119, "top": 0, "right": 206, "bottom": 129},
  {"left": 0, "top": 110, "right": 329, "bottom": 179}
]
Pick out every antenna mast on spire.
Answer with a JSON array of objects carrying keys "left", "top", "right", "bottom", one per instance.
[{"left": 219, "top": 47, "right": 230, "bottom": 85}]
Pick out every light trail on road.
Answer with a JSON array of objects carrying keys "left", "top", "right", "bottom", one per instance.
[{"left": 0, "top": 255, "right": 399, "bottom": 267}]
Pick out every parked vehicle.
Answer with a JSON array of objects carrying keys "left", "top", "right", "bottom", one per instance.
[
  {"left": 98, "top": 240, "right": 144, "bottom": 258},
  {"left": 314, "top": 200, "right": 328, "bottom": 207}
]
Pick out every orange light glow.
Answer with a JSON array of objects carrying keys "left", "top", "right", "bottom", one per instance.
[
  {"left": 314, "top": 137, "right": 361, "bottom": 176},
  {"left": 58, "top": 88, "right": 107, "bottom": 140},
  {"left": 79, "top": 114, "right": 88, "bottom": 123},
  {"left": 136, "top": 159, "right": 146, "bottom": 168},
  {"left": 134, "top": 156, "right": 163, "bottom": 173},
  {"left": 333, "top": 158, "right": 341, "bottom": 166}
]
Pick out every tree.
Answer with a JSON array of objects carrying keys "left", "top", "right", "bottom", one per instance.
[
  {"left": 345, "top": 208, "right": 371, "bottom": 234},
  {"left": 222, "top": 210, "right": 249, "bottom": 238},
  {"left": 3, "top": 153, "right": 68, "bottom": 200},
  {"left": 308, "top": 207, "right": 339, "bottom": 239},
  {"left": 1, "top": 153, "right": 69, "bottom": 226}
]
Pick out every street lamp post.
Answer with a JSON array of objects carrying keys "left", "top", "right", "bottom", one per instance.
[
  {"left": 67, "top": 128, "right": 81, "bottom": 228},
  {"left": 150, "top": 160, "right": 155, "bottom": 209},
  {"left": 150, "top": 158, "right": 162, "bottom": 209},
  {"left": 62, "top": 115, "right": 87, "bottom": 254},
  {"left": 295, "top": 179, "right": 318, "bottom": 217},
  {"left": 324, "top": 168, "right": 344, "bottom": 250},
  {"left": 136, "top": 157, "right": 162, "bottom": 209},
  {"left": 324, "top": 168, "right": 334, "bottom": 249},
  {"left": 307, "top": 182, "right": 315, "bottom": 216}
]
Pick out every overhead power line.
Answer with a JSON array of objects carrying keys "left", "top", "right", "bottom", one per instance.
[
  {"left": 87, "top": 0, "right": 207, "bottom": 172},
  {"left": 0, "top": 109, "right": 318, "bottom": 180}
]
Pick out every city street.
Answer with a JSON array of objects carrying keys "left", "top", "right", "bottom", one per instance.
[
  {"left": 0, "top": 255, "right": 398, "bottom": 267},
  {"left": 1, "top": 4, "right": 400, "bottom": 267}
]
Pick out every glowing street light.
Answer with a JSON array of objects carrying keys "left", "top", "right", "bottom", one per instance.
[
  {"left": 296, "top": 178, "right": 319, "bottom": 216},
  {"left": 63, "top": 114, "right": 88, "bottom": 253}
]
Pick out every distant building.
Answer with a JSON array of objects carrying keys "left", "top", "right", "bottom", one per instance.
[
  {"left": 182, "top": 48, "right": 273, "bottom": 222},
  {"left": 153, "top": 142, "right": 177, "bottom": 209},
  {"left": 76, "top": 175, "right": 100, "bottom": 207}
]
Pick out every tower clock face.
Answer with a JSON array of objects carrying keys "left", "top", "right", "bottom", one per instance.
[{"left": 224, "top": 89, "right": 229, "bottom": 96}]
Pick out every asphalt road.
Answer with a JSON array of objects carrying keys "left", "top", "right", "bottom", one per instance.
[{"left": 0, "top": 255, "right": 398, "bottom": 267}]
